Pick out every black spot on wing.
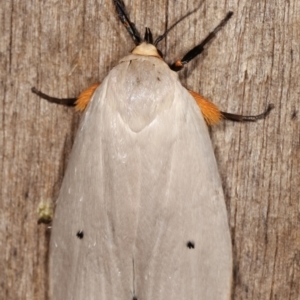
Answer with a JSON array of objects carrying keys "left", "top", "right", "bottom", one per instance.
[
  {"left": 187, "top": 241, "right": 195, "bottom": 249},
  {"left": 76, "top": 230, "right": 84, "bottom": 239}
]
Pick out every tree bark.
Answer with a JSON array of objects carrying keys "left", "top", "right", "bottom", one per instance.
[{"left": 1, "top": 0, "right": 299, "bottom": 299}]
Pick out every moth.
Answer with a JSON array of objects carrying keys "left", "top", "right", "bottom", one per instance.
[{"left": 33, "top": 1, "right": 273, "bottom": 299}]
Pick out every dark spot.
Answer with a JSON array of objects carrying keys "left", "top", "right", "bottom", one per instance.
[
  {"left": 133, "top": 297, "right": 138, "bottom": 300},
  {"left": 292, "top": 110, "right": 298, "bottom": 120},
  {"left": 76, "top": 230, "right": 84, "bottom": 239},
  {"left": 24, "top": 190, "right": 29, "bottom": 199},
  {"left": 157, "top": 77, "right": 161, "bottom": 81},
  {"left": 187, "top": 241, "right": 195, "bottom": 249}
]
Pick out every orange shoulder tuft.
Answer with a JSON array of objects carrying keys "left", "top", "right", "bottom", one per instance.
[
  {"left": 188, "top": 90, "right": 221, "bottom": 126},
  {"left": 75, "top": 83, "right": 101, "bottom": 112}
]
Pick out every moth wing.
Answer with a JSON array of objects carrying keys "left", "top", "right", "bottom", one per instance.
[{"left": 49, "top": 55, "right": 232, "bottom": 300}]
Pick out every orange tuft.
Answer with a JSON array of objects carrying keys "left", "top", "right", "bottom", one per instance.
[
  {"left": 75, "top": 83, "right": 101, "bottom": 112},
  {"left": 189, "top": 90, "right": 221, "bottom": 126},
  {"left": 175, "top": 60, "right": 183, "bottom": 67}
]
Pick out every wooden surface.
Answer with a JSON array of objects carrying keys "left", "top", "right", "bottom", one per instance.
[{"left": 1, "top": 0, "right": 299, "bottom": 299}]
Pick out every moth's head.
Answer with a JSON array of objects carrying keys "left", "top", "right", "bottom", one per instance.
[{"left": 131, "top": 27, "right": 163, "bottom": 59}]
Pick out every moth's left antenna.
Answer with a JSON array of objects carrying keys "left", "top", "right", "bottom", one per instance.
[{"left": 113, "top": 0, "right": 142, "bottom": 45}]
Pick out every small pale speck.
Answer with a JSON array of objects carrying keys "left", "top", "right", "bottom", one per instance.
[
  {"left": 118, "top": 151, "right": 127, "bottom": 163},
  {"left": 54, "top": 242, "right": 58, "bottom": 248},
  {"left": 79, "top": 196, "right": 83, "bottom": 202},
  {"left": 68, "top": 188, "right": 71, "bottom": 194}
]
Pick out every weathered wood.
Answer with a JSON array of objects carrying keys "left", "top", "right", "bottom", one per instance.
[{"left": 1, "top": 0, "right": 299, "bottom": 299}]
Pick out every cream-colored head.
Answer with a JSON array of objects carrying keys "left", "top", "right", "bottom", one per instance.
[{"left": 132, "top": 42, "right": 162, "bottom": 59}]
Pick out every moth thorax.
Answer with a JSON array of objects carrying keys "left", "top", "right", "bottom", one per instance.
[{"left": 132, "top": 42, "right": 161, "bottom": 58}]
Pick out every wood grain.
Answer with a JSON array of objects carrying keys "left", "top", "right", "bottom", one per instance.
[{"left": 1, "top": 0, "right": 299, "bottom": 299}]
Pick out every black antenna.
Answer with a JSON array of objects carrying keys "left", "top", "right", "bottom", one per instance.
[
  {"left": 113, "top": 0, "right": 141, "bottom": 45},
  {"left": 154, "top": 3, "right": 203, "bottom": 46}
]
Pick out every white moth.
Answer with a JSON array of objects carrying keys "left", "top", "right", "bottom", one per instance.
[
  {"left": 33, "top": 1, "right": 271, "bottom": 299},
  {"left": 49, "top": 44, "right": 232, "bottom": 299}
]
